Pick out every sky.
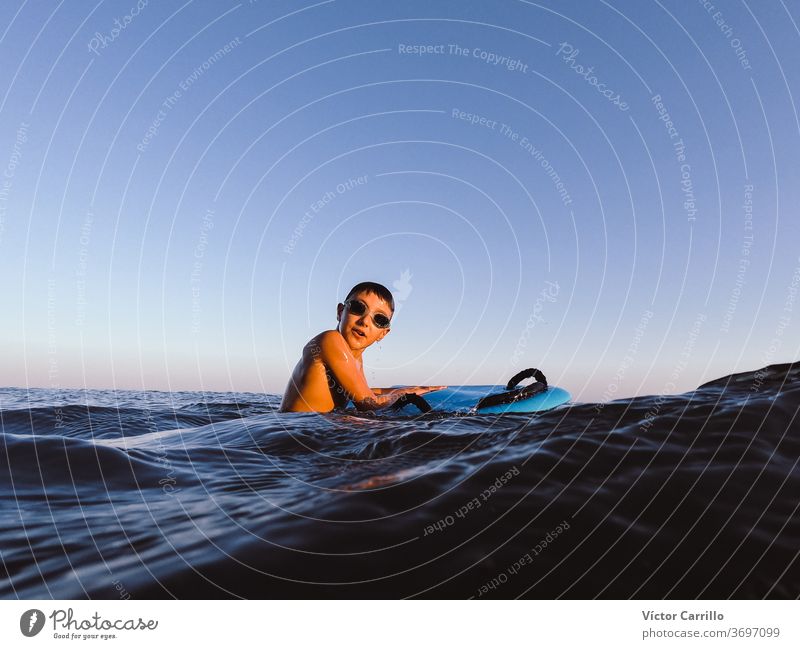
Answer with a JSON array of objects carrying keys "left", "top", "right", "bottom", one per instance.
[{"left": 0, "top": 0, "right": 798, "bottom": 401}]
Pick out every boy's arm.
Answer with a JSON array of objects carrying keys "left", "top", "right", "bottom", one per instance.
[{"left": 318, "top": 333, "right": 402, "bottom": 410}]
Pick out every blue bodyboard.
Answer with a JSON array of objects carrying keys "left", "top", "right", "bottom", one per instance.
[{"left": 391, "top": 385, "right": 571, "bottom": 415}]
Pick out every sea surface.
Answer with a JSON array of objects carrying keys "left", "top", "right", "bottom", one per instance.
[{"left": 1, "top": 363, "right": 798, "bottom": 599}]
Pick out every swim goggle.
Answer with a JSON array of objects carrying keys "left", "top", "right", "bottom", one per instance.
[{"left": 344, "top": 298, "right": 392, "bottom": 329}]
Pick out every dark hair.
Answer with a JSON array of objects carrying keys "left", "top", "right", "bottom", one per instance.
[{"left": 344, "top": 282, "right": 395, "bottom": 312}]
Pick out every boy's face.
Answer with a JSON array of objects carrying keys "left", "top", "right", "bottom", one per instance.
[{"left": 336, "top": 290, "right": 391, "bottom": 351}]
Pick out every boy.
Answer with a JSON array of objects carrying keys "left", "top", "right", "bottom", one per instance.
[{"left": 279, "top": 282, "right": 445, "bottom": 412}]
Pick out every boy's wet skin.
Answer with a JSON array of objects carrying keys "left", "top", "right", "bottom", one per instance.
[{"left": 279, "top": 288, "right": 445, "bottom": 413}]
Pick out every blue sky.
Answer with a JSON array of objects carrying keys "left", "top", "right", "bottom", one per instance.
[{"left": 1, "top": 0, "right": 798, "bottom": 401}]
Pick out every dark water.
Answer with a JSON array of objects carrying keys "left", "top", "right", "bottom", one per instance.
[{"left": 1, "top": 363, "right": 798, "bottom": 599}]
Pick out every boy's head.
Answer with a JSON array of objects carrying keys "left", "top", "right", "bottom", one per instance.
[{"left": 336, "top": 282, "right": 394, "bottom": 351}]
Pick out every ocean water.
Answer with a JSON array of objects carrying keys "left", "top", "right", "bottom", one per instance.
[{"left": 1, "top": 363, "right": 798, "bottom": 599}]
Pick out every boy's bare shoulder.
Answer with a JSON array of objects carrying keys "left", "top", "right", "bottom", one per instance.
[{"left": 305, "top": 330, "right": 346, "bottom": 356}]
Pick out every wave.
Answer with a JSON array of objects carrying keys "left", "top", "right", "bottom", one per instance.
[{"left": 0, "top": 363, "right": 797, "bottom": 598}]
